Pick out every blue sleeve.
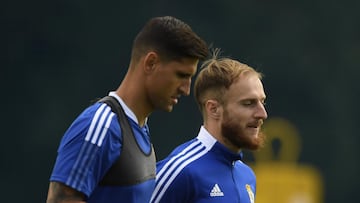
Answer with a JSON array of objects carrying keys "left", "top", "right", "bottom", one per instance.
[{"left": 49, "top": 102, "right": 122, "bottom": 197}]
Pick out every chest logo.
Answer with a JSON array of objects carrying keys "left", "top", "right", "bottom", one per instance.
[
  {"left": 210, "top": 183, "right": 224, "bottom": 197},
  {"left": 246, "top": 184, "right": 255, "bottom": 203}
]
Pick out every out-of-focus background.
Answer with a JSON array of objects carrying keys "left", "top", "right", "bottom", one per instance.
[{"left": 2, "top": 0, "right": 359, "bottom": 202}]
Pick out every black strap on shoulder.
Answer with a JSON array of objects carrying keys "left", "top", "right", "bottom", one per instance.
[{"left": 97, "top": 96, "right": 156, "bottom": 186}]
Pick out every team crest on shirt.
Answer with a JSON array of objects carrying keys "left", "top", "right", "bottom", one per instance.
[{"left": 246, "top": 184, "right": 255, "bottom": 203}]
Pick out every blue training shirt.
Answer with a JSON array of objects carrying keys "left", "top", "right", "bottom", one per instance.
[
  {"left": 151, "top": 126, "right": 256, "bottom": 203},
  {"left": 49, "top": 92, "right": 155, "bottom": 203}
]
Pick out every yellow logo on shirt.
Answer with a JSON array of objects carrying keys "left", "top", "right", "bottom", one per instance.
[{"left": 246, "top": 184, "right": 255, "bottom": 203}]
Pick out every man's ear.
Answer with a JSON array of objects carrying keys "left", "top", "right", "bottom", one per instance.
[
  {"left": 143, "top": 51, "right": 159, "bottom": 74},
  {"left": 205, "top": 99, "right": 221, "bottom": 119}
]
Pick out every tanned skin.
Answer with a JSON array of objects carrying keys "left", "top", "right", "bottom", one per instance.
[{"left": 46, "top": 181, "right": 86, "bottom": 203}]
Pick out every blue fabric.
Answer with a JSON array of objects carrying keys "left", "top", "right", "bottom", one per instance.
[
  {"left": 152, "top": 131, "right": 256, "bottom": 203},
  {"left": 50, "top": 101, "right": 154, "bottom": 203}
]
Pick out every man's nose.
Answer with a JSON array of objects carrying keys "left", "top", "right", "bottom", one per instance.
[
  {"left": 255, "top": 103, "right": 268, "bottom": 119},
  {"left": 179, "top": 79, "right": 191, "bottom": 96}
]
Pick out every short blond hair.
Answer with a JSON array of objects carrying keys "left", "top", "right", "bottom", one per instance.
[{"left": 194, "top": 49, "right": 263, "bottom": 113}]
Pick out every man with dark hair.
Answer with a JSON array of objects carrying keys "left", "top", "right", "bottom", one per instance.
[{"left": 46, "top": 16, "right": 208, "bottom": 203}]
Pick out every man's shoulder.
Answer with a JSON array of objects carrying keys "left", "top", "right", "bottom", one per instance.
[
  {"left": 156, "top": 138, "right": 211, "bottom": 173},
  {"left": 162, "top": 138, "right": 208, "bottom": 160},
  {"left": 75, "top": 102, "right": 120, "bottom": 127},
  {"left": 62, "top": 102, "right": 120, "bottom": 145}
]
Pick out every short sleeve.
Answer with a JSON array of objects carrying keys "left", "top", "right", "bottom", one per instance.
[{"left": 49, "top": 102, "right": 122, "bottom": 197}]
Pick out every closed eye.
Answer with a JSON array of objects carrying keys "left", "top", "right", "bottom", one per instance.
[
  {"left": 242, "top": 99, "right": 266, "bottom": 107},
  {"left": 176, "top": 71, "right": 193, "bottom": 79},
  {"left": 242, "top": 100, "right": 256, "bottom": 106}
]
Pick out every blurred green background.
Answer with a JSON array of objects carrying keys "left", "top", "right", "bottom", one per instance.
[{"left": 2, "top": 0, "right": 359, "bottom": 202}]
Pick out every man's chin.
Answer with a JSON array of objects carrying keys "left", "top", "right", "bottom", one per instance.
[
  {"left": 162, "top": 105, "right": 174, "bottom": 112},
  {"left": 238, "top": 135, "right": 262, "bottom": 151},
  {"left": 248, "top": 133, "right": 265, "bottom": 150}
]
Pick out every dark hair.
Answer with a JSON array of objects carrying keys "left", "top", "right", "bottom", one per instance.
[{"left": 131, "top": 16, "right": 208, "bottom": 62}]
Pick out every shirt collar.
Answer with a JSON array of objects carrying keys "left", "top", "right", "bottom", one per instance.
[
  {"left": 197, "top": 126, "right": 217, "bottom": 150},
  {"left": 108, "top": 91, "right": 148, "bottom": 125},
  {"left": 197, "top": 126, "right": 243, "bottom": 162}
]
